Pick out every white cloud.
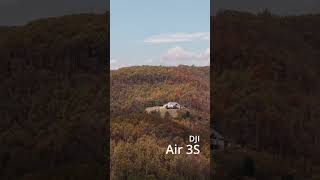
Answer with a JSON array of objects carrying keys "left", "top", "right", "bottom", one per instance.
[
  {"left": 145, "top": 58, "right": 154, "bottom": 63},
  {"left": 111, "top": 63, "right": 132, "bottom": 70},
  {"left": 162, "top": 46, "right": 195, "bottom": 61},
  {"left": 110, "top": 58, "right": 132, "bottom": 70},
  {"left": 144, "top": 32, "right": 210, "bottom": 44},
  {"left": 110, "top": 46, "right": 210, "bottom": 69},
  {"left": 160, "top": 46, "right": 210, "bottom": 66},
  {"left": 110, "top": 59, "right": 117, "bottom": 64},
  {"left": 198, "top": 47, "right": 210, "bottom": 61}
]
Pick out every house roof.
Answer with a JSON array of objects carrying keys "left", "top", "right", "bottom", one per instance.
[{"left": 166, "top": 102, "right": 180, "bottom": 105}]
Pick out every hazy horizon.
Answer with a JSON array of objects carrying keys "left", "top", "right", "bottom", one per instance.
[{"left": 110, "top": 64, "right": 210, "bottom": 70}]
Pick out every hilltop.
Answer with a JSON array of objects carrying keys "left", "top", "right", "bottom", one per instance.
[
  {"left": 145, "top": 106, "right": 192, "bottom": 119},
  {"left": 111, "top": 65, "right": 210, "bottom": 118}
]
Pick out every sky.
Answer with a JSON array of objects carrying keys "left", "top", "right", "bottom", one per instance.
[
  {"left": 0, "top": 0, "right": 108, "bottom": 26},
  {"left": 110, "top": 0, "right": 210, "bottom": 69}
]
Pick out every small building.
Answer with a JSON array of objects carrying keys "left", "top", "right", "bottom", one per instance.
[
  {"left": 163, "top": 102, "right": 181, "bottom": 109},
  {"left": 211, "top": 130, "right": 225, "bottom": 151}
]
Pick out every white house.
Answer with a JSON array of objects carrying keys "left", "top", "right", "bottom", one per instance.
[{"left": 163, "top": 102, "right": 181, "bottom": 109}]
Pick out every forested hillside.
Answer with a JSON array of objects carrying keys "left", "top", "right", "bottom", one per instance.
[
  {"left": 111, "top": 66, "right": 211, "bottom": 179},
  {"left": 212, "top": 10, "right": 320, "bottom": 179},
  {"left": 0, "top": 13, "right": 109, "bottom": 179},
  {"left": 111, "top": 66, "right": 209, "bottom": 116}
]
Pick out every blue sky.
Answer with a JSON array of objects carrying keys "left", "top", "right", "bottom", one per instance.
[{"left": 111, "top": 0, "right": 210, "bottom": 69}]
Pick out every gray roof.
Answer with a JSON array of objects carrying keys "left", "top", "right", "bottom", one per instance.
[{"left": 166, "top": 102, "right": 179, "bottom": 105}]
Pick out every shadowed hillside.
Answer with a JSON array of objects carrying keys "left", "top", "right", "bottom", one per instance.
[
  {"left": 0, "top": 13, "right": 109, "bottom": 75},
  {"left": 0, "top": 13, "right": 109, "bottom": 180},
  {"left": 212, "top": 10, "right": 320, "bottom": 179}
]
